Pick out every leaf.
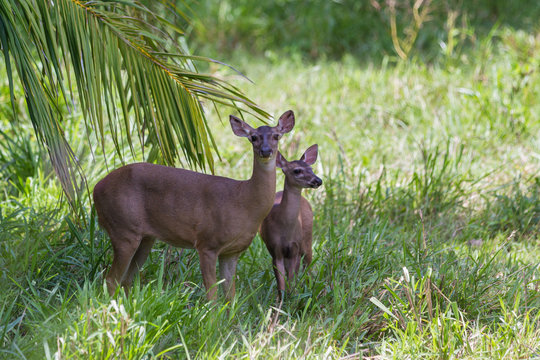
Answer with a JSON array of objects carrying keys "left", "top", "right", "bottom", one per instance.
[
  {"left": 0, "top": 0, "right": 270, "bottom": 212},
  {"left": 370, "top": 296, "right": 399, "bottom": 320}
]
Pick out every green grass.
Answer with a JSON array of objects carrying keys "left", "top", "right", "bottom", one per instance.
[{"left": 1, "top": 21, "right": 540, "bottom": 359}]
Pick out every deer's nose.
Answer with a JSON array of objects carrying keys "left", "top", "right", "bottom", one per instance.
[
  {"left": 259, "top": 146, "right": 272, "bottom": 158},
  {"left": 310, "top": 177, "right": 323, "bottom": 188}
]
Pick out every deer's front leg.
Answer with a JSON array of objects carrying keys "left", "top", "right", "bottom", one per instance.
[
  {"left": 198, "top": 249, "right": 218, "bottom": 300},
  {"left": 219, "top": 253, "right": 240, "bottom": 301}
]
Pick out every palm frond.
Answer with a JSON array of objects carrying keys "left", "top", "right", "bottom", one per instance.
[{"left": 0, "top": 0, "right": 269, "bottom": 206}]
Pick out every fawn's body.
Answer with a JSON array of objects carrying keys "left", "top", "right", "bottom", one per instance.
[
  {"left": 260, "top": 145, "right": 322, "bottom": 297},
  {"left": 94, "top": 111, "right": 295, "bottom": 300}
]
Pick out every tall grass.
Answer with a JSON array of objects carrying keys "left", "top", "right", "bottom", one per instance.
[{"left": 1, "top": 5, "right": 540, "bottom": 358}]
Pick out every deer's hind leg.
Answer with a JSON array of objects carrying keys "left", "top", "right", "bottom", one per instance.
[
  {"left": 122, "top": 236, "right": 156, "bottom": 289},
  {"left": 106, "top": 232, "right": 142, "bottom": 296}
]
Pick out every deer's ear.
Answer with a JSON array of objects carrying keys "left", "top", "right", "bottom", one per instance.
[
  {"left": 300, "top": 144, "right": 318, "bottom": 165},
  {"left": 229, "top": 115, "right": 254, "bottom": 137},
  {"left": 275, "top": 110, "right": 295, "bottom": 134},
  {"left": 276, "top": 151, "right": 287, "bottom": 169}
]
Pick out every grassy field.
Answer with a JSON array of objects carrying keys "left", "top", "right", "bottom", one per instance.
[{"left": 1, "top": 11, "right": 540, "bottom": 360}]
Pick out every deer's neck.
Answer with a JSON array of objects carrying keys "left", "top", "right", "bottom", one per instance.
[
  {"left": 278, "top": 179, "right": 303, "bottom": 225},
  {"left": 244, "top": 156, "right": 277, "bottom": 212}
]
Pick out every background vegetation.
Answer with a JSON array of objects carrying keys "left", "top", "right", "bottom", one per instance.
[{"left": 1, "top": 0, "right": 539, "bottom": 358}]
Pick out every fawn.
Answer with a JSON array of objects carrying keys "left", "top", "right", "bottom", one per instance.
[{"left": 260, "top": 144, "right": 322, "bottom": 298}]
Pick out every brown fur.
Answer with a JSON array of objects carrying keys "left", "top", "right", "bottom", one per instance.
[{"left": 94, "top": 111, "right": 295, "bottom": 300}]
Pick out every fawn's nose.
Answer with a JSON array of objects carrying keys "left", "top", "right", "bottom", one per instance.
[{"left": 310, "top": 177, "right": 323, "bottom": 188}]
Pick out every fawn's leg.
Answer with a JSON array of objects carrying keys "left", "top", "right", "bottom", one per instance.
[{"left": 273, "top": 257, "right": 286, "bottom": 300}]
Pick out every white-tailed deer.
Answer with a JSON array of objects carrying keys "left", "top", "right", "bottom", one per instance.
[
  {"left": 93, "top": 111, "right": 295, "bottom": 300},
  {"left": 260, "top": 144, "right": 322, "bottom": 298}
]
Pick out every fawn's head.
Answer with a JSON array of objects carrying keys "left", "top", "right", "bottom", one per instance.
[
  {"left": 230, "top": 110, "right": 295, "bottom": 164},
  {"left": 277, "top": 144, "right": 323, "bottom": 189}
]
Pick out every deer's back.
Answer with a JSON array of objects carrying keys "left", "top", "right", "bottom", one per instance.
[{"left": 93, "top": 163, "right": 271, "bottom": 252}]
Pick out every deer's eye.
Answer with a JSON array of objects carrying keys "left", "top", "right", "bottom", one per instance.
[
  {"left": 250, "top": 135, "right": 258, "bottom": 142},
  {"left": 273, "top": 134, "right": 280, "bottom": 140},
  {"left": 293, "top": 169, "right": 302, "bottom": 175}
]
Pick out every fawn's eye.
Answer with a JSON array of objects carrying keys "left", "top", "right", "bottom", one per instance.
[
  {"left": 293, "top": 169, "right": 302, "bottom": 175},
  {"left": 273, "top": 134, "right": 280, "bottom": 140},
  {"left": 250, "top": 135, "right": 258, "bottom": 142}
]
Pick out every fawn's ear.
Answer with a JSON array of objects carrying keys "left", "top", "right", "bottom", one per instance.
[
  {"left": 275, "top": 110, "right": 295, "bottom": 134},
  {"left": 229, "top": 115, "right": 255, "bottom": 137},
  {"left": 276, "top": 151, "right": 288, "bottom": 169},
  {"left": 300, "top": 144, "right": 318, "bottom": 165}
]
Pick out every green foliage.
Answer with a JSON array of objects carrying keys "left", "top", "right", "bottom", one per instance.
[
  {"left": 483, "top": 176, "right": 540, "bottom": 236},
  {"left": 185, "top": 0, "right": 389, "bottom": 58},
  {"left": 0, "top": 125, "right": 45, "bottom": 196},
  {"left": 1, "top": 2, "right": 540, "bottom": 358},
  {"left": 0, "top": 0, "right": 268, "bottom": 207},
  {"left": 349, "top": 141, "right": 471, "bottom": 225},
  {"left": 184, "top": 0, "right": 540, "bottom": 61},
  {"left": 372, "top": 266, "right": 540, "bottom": 359}
]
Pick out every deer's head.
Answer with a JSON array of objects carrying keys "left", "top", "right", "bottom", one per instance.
[{"left": 230, "top": 110, "right": 295, "bottom": 164}]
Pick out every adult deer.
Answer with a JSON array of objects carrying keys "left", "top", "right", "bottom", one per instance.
[
  {"left": 260, "top": 144, "right": 322, "bottom": 298},
  {"left": 93, "top": 111, "right": 295, "bottom": 300}
]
